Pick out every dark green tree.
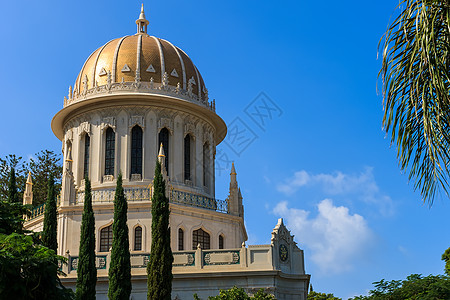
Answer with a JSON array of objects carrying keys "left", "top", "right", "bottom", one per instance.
[
  {"left": 349, "top": 274, "right": 450, "bottom": 299},
  {"left": 108, "top": 173, "right": 132, "bottom": 299},
  {"left": 42, "top": 174, "right": 58, "bottom": 252},
  {"left": 7, "top": 167, "right": 19, "bottom": 204},
  {"left": 442, "top": 247, "right": 450, "bottom": 276},
  {"left": 28, "top": 150, "right": 63, "bottom": 206},
  {"left": 0, "top": 233, "right": 74, "bottom": 299},
  {"left": 0, "top": 154, "right": 26, "bottom": 201},
  {"left": 147, "top": 160, "right": 173, "bottom": 300},
  {"left": 308, "top": 291, "right": 342, "bottom": 300},
  {"left": 0, "top": 185, "right": 73, "bottom": 299},
  {"left": 76, "top": 177, "right": 97, "bottom": 300},
  {"left": 204, "top": 286, "right": 276, "bottom": 300}
]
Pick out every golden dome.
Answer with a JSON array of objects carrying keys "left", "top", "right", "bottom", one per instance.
[{"left": 74, "top": 34, "right": 207, "bottom": 100}]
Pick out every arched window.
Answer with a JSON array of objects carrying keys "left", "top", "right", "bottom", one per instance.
[
  {"left": 192, "top": 228, "right": 210, "bottom": 250},
  {"left": 184, "top": 134, "right": 191, "bottom": 181},
  {"left": 203, "top": 142, "right": 210, "bottom": 186},
  {"left": 178, "top": 228, "right": 184, "bottom": 251},
  {"left": 134, "top": 226, "right": 142, "bottom": 251},
  {"left": 158, "top": 128, "right": 169, "bottom": 174},
  {"left": 83, "top": 134, "right": 90, "bottom": 179},
  {"left": 219, "top": 235, "right": 224, "bottom": 249},
  {"left": 131, "top": 126, "right": 143, "bottom": 177},
  {"left": 105, "top": 127, "right": 115, "bottom": 176},
  {"left": 100, "top": 225, "right": 113, "bottom": 252}
]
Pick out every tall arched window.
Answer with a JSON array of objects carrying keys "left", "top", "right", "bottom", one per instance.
[
  {"left": 178, "top": 228, "right": 184, "bottom": 251},
  {"left": 100, "top": 225, "right": 113, "bottom": 252},
  {"left": 184, "top": 134, "right": 191, "bottom": 181},
  {"left": 219, "top": 235, "right": 224, "bottom": 249},
  {"left": 203, "top": 142, "right": 210, "bottom": 186},
  {"left": 158, "top": 128, "right": 169, "bottom": 174},
  {"left": 131, "top": 125, "right": 143, "bottom": 177},
  {"left": 134, "top": 226, "right": 142, "bottom": 251},
  {"left": 192, "top": 228, "right": 210, "bottom": 250},
  {"left": 83, "top": 134, "right": 90, "bottom": 179},
  {"left": 105, "top": 127, "right": 115, "bottom": 176}
]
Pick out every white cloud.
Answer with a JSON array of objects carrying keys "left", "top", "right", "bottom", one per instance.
[
  {"left": 276, "top": 168, "right": 394, "bottom": 216},
  {"left": 273, "top": 199, "right": 373, "bottom": 274}
]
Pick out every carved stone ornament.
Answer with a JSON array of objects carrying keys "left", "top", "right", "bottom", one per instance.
[
  {"left": 101, "top": 117, "right": 116, "bottom": 131},
  {"left": 158, "top": 117, "right": 173, "bottom": 131},
  {"left": 131, "top": 174, "right": 142, "bottom": 181},
  {"left": 65, "top": 128, "right": 73, "bottom": 142},
  {"left": 103, "top": 175, "right": 114, "bottom": 182},
  {"left": 79, "top": 122, "right": 91, "bottom": 136},
  {"left": 271, "top": 218, "right": 296, "bottom": 247},
  {"left": 184, "top": 122, "right": 196, "bottom": 136},
  {"left": 130, "top": 115, "right": 144, "bottom": 128}
]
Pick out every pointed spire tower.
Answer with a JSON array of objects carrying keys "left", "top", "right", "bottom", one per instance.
[
  {"left": 136, "top": 4, "right": 149, "bottom": 34},
  {"left": 228, "top": 163, "right": 244, "bottom": 217},
  {"left": 23, "top": 172, "right": 33, "bottom": 205}
]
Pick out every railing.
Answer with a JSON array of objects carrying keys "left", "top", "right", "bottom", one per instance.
[
  {"left": 76, "top": 187, "right": 151, "bottom": 204},
  {"left": 28, "top": 203, "right": 45, "bottom": 220},
  {"left": 75, "top": 187, "right": 228, "bottom": 214}
]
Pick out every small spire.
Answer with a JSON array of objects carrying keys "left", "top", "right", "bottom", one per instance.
[
  {"left": 26, "top": 171, "right": 33, "bottom": 185},
  {"left": 230, "top": 162, "right": 236, "bottom": 175},
  {"left": 136, "top": 3, "right": 149, "bottom": 34},
  {"left": 158, "top": 143, "right": 165, "bottom": 158}
]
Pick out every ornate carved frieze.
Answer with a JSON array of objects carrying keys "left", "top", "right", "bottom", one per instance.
[
  {"left": 184, "top": 122, "right": 196, "bottom": 137},
  {"left": 158, "top": 117, "right": 173, "bottom": 132},
  {"left": 129, "top": 115, "right": 145, "bottom": 128},
  {"left": 78, "top": 122, "right": 91, "bottom": 136},
  {"left": 62, "top": 77, "right": 216, "bottom": 113},
  {"left": 101, "top": 117, "right": 116, "bottom": 131},
  {"left": 103, "top": 175, "right": 114, "bottom": 182}
]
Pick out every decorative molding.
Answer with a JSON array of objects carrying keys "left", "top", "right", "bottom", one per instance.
[
  {"left": 171, "top": 68, "right": 179, "bottom": 77},
  {"left": 78, "top": 122, "right": 91, "bottom": 136},
  {"left": 99, "top": 68, "right": 107, "bottom": 76},
  {"left": 131, "top": 174, "right": 142, "bottom": 181},
  {"left": 146, "top": 64, "right": 155, "bottom": 73},
  {"left": 184, "top": 122, "right": 196, "bottom": 136},
  {"left": 158, "top": 117, "right": 173, "bottom": 132},
  {"left": 129, "top": 115, "right": 145, "bottom": 128},
  {"left": 121, "top": 64, "right": 131, "bottom": 72},
  {"left": 103, "top": 175, "right": 114, "bottom": 182},
  {"left": 63, "top": 78, "right": 215, "bottom": 112},
  {"left": 101, "top": 117, "right": 116, "bottom": 131}
]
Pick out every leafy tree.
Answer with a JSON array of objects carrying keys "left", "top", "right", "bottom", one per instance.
[
  {"left": 205, "top": 286, "right": 276, "bottom": 300},
  {"left": 349, "top": 274, "right": 450, "bottom": 299},
  {"left": 108, "top": 173, "right": 132, "bottom": 299},
  {"left": 442, "top": 247, "right": 450, "bottom": 276},
  {"left": 76, "top": 177, "right": 96, "bottom": 300},
  {"left": 0, "top": 233, "right": 74, "bottom": 299},
  {"left": 0, "top": 178, "right": 73, "bottom": 299},
  {"left": 28, "top": 150, "right": 63, "bottom": 206},
  {"left": 148, "top": 160, "right": 173, "bottom": 300},
  {"left": 380, "top": 0, "right": 450, "bottom": 204},
  {"left": 42, "top": 174, "right": 58, "bottom": 252},
  {"left": 308, "top": 291, "right": 341, "bottom": 300},
  {"left": 0, "top": 154, "right": 26, "bottom": 201}
]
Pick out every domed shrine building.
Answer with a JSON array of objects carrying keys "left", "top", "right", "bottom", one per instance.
[{"left": 23, "top": 6, "right": 310, "bottom": 300}]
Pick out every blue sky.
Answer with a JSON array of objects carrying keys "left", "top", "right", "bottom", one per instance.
[{"left": 2, "top": 0, "right": 450, "bottom": 298}]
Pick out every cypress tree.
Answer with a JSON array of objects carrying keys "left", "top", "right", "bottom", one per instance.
[
  {"left": 76, "top": 177, "right": 97, "bottom": 300},
  {"left": 108, "top": 173, "right": 132, "bottom": 299},
  {"left": 42, "top": 174, "right": 58, "bottom": 252},
  {"left": 147, "top": 160, "right": 173, "bottom": 300},
  {"left": 7, "top": 167, "right": 19, "bottom": 203}
]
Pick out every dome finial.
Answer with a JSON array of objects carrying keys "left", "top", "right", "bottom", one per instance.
[{"left": 136, "top": 3, "right": 149, "bottom": 34}]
